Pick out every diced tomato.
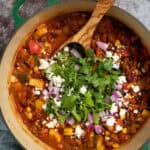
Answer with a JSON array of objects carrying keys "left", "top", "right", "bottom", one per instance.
[
  {"left": 95, "top": 48, "right": 104, "bottom": 57},
  {"left": 28, "top": 40, "right": 41, "bottom": 54},
  {"left": 120, "top": 49, "right": 130, "bottom": 57},
  {"left": 39, "top": 128, "right": 49, "bottom": 139},
  {"left": 122, "top": 83, "right": 129, "bottom": 91}
]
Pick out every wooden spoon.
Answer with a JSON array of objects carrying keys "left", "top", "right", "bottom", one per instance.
[{"left": 59, "top": 0, "right": 115, "bottom": 51}]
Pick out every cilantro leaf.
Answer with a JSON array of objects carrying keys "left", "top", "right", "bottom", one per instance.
[
  {"left": 85, "top": 91, "right": 94, "bottom": 107},
  {"left": 61, "top": 95, "right": 76, "bottom": 110}
]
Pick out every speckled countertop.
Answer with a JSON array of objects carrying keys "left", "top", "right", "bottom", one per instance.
[{"left": 0, "top": 0, "right": 150, "bottom": 149}]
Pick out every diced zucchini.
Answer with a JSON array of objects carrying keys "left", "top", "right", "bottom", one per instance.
[{"left": 18, "top": 72, "right": 28, "bottom": 83}]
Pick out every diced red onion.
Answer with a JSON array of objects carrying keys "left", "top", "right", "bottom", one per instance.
[
  {"left": 85, "top": 122, "right": 94, "bottom": 131},
  {"left": 96, "top": 41, "right": 109, "bottom": 51},
  {"left": 88, "top": 112, "right": 93, "bottom": 124},
  {"left": 101, "top": 115, "right": 109, "bottom": 122},
  {"left": 43, "top": 89, "right": 49, "bottom": 96},
  {"left": 115, "top": 84, "right": 123, "bottom": 90},
  {"left": 110, "top": 91, "right": 122, "bottom": 103},
  {"left": 66, "top": 116, "right": 75, "bottom": 126},
  {"left": 94, "top": 125, "right": 102, "bottom": 134},
  {"left": 70, "top": 48, "right": 81, "bottom": 58},
  {"left": 100, "top": 111, "right": 113, "bottom": 122},
  {"left": 55, "top": 93, "right": 61, "bottom": 101},
  {"left": 48, "top": 84, "right": 60, "bottom": 96},
  {"left": 60, "top": 110, "right": 66, "bottom": 115}
]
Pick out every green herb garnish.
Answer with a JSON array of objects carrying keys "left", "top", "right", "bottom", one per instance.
[{"left": 45, "top": 49, "right": 121, "bottom": 124}]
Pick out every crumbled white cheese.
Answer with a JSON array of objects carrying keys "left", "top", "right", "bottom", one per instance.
[
  {"left": 42, "top": 103, "right": 47, "bottom": 110},
  {"left": 54, "top": 98, "right": 61, "bottom": 107},
  {"left": 105, "top": 136, "right": 111, "bottom": 140},
  {"left": 49, "top": 113, "right": 54, "bottom": 119},
  {"left": 106, "top": 51, "right": 113, "bottom": 58},
  {"left": 45, "top": 67, "right": 52, "bottom": 74},
  {"left": 123, "top": 101, "right": 129, "bottom": 107},
  {"left": 133, "top": 109, "right": 138, "bottom": 114},
  {"left": 112, "top": 63, "right": 120, "bottom": 69},
  {"left": 106, "top": 117, "right": 116, "bottom": 126},
  {"left": 46, "top": 72, "right": 54, "bottom": 80},
  {"left": 119, "top": 108, "right": 127, "bottom": 117},
  {"left": 11, "top": 75, "right": 17, "bottom": 82},
  {"left": 67, "top": 88, "right": 74, "bottom": 96},
  {"left": 117, "top": 75, "right": 127, "bottom": 84},
  {"left": 131, "top": 85, "right": 140, "bottom": 93},
  {"left": 34, "top": 90, "right": 41, "bottom": 95},
  {"left": 35, "top": 87, "right": 43, "bottom": 91},
  {"left": 112, "top": 53, "right": 119, "bottom": 62},
  {"left": 74, "top": 125, "right": 84, "bottom": 138},
  {"left": 51, "top": 75, "right": 65, "bottom": 87},
  {"left": 43, "top": 95, "right": 49, "bottom": 100},
  {"left": 46, "top": 119, "right": 57, "bottom": 128},
  {"left": 80, "top": 85, "right": 87, "bottom": 94},
  {"left": 64, "top": 46, "right": 69, "bottom": 52},
  {"left": 115, "top": 124, "right": 123, "bottom": 133},
  {"left": 141, "top": 68, "right": 146, "bottom": 73},
  {"left": 39, "top": 59, "right": 49, "bottom": 70},
  {"left": 118, "top": 101, "right": 123, "bottom": 107},
  {"left": 50, "top": 60, "right": 56, "bottom": 65},
  {"left": 110, "top": 103, "right": 118, "bottom": 114},
  {"left": 42, "top": 120, "right": 47, "bottom": 125}
]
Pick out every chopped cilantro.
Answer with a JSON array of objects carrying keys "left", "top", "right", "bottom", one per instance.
[{"left": 45, "top": 49, "right": 121, "bottom": 125}]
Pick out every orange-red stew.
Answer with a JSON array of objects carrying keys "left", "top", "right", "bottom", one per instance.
[{"left": 9, "top": 12, "right": 150, "bottom": 150}]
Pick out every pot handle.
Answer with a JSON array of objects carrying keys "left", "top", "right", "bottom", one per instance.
[{"left": 12, "top": 0, "right": 60, "bottom": 28}]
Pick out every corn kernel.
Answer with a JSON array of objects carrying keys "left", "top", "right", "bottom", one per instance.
[
  {"left": 33, "top": 66, "right": 39, "bottom": 73},
  {"left": 89, "top": 131, "right": 94, "bottom": 137},
  {"left": 134, "top": 69, "right": 139, "bottom": 75},
  {"left": 29, "top": 78, "right": 44, "bottom": 88},
  {"left": 26, "top": 106, "right": 31, "bottom": 112},
  {"left": 115, "top": 40, "right": 122, "bottom": 48},
  {"left": 41, "top": 48, "right": 46, "bottom": 54},
  {"left": 36, "top": 27, "right": 48, "bottom": 37},
  {"left": 108, "top": 126, "right": 114, "bottom": 132},
  {"left": 120, "top": 114, "right": 126, "bottom": 120},
  {"left": 142, "top": 109, "right": 150, "bottom": 118},
  {"left": 35, "top": 99, "right": 44, "bottom": 110},
  {"left": 112, "top": 143, "right": 120, "bottom": 148},
  {"left": 96, "top": 135, "right": 103, "bottom": 149},
  {"left": 122, "top": 128, "right": 127, "bottom": 134},
  {"left": 137, "top": 117, "right": 144, "bottom": 122},
  {"left": 105, "top": 131, "right": 110, "bottom": 136},
  {"left": 97, "top": 145, "right": 105, "bottom": 150},
  {"left": 64, "top": 128, "right": 73, "bottom": 136},
  {"left": 25, "top": 111, "right": 32, "bottom": 120},
  {"left": 44, "top": 42, "right": 50, "bottom": 47}
]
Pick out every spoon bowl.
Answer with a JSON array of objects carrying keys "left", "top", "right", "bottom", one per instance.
[{"left": 59, "top": 0, "right": 115, "bottom": 51}]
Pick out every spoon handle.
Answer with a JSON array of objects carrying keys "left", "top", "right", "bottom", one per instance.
[{"left": 59, "top": 0, "right": 115, "bottom": 50}]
